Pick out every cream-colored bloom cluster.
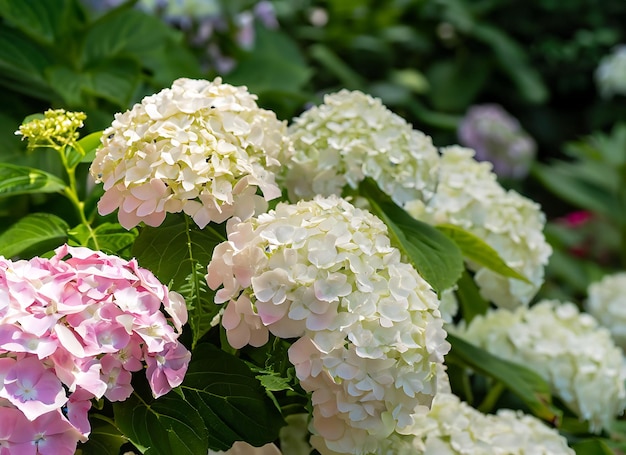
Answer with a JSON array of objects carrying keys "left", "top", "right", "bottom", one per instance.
[
  {"left": 379, "top": 392, "right": 574, "bottom": 455},
  {"left": 586, "top": 272, "right": 626, "bottom": 350},
  {"left": 90, "top": 77, "right": 287, "bottom": 229},
  {"left": 206, "top": 195, "right": 450, "bottom": 454},
  {"left": 456, "top": 300, "right": 626, "bottom": 432},
  {"left": 407, "top": 146, "right": 551, "bottom": 309},
  {"left": 281, "top": 90, "right": 440, "bottom": 206},
  {"left": 15, "top": 109, "right": 86, "bottom": 150}
]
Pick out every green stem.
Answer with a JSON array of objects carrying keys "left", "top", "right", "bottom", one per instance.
[
  {"left": 477, "top": 381, "right": 505, "bottom": 414},
  {"left": 57, "top": 146, "right": 100, "bottom": 250},
  {"left": 184, "top": 214, "right": 202, "bottom": 349}
]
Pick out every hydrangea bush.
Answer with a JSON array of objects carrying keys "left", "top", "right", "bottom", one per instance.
[{"left": 1, "top": 76, "right": 623, "bottom": 454}]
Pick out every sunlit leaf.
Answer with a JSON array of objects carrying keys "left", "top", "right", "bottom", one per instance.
[
  {"left": 359, "top": 178, "right": 464, "bottom": 293},
  {"left": 0, "top": 212, "right": 68, "bottom": 258},
  {"left": 0, "top": 163, "right": 65, "bottom": 196}
]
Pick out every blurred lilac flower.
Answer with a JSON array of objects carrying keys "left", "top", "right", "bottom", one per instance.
[{"left": 458, "top": 104, "right": 537, "bottom": 179}]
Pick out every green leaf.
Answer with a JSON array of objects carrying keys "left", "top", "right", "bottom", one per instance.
[
  {"left": 132, "top": 215, "right": 225, "bottom": 289},
  {"left": 447, "top": 334, "right": 561, "bottom": 424},
  {"left": 77, "top": 131, "right": 103, "bottom": 163},
  {"left": 455, "top": 269, "right": 489, "bottom": 323},
  {"left": 114, "top": 392, "right": 209, "bottom": 455},
  {"left": 255, "top": 372, "right": 294, "bottom": 393},
  {"left": 0, "top": 0, "right": 74, "bottom": 44},
  {"left": 178, "top": 263, "right": 221, "bottom": 349},
  {"left": 425, "top": 57, "right": 490, "bottom": 112},
  {"left": 180, "top": 343, "right": 286, "bottom": 451},
  {"left": 532, "top": 163, "right": 623, "bottom": 223},
  {"left": 0, "top": 212, "right": 68, "bottom": 258},
  {"left": 572, "top": 439, "right": 616, "bottom": 455},
  {"left": 226, "top": 26, "right": 312, "bottom": 95},
  {"left": 359, "top": 179, "right": 464, "bottom": 293},
  {"left": 67, "top": 222, "right": 138, "bottom": 257},
  {"left": 0, "top": 27, "right": 55, "bottom": 101},
  {"left": 436, "top": 224, "right": 530, "bottom": 282},
  {"left": 0, "top": 163, "right": 66, "bottom": 197},
  {"left": 77, "top": 417, "right": 128, "bottom": 455}
]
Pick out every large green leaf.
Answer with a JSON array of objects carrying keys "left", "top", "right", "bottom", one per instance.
[
  {"left": 447, "top": 334, "right": 561, "bottom": 423},
  {"left": 572, "top": 439, "right": 615, "bottom": 455},
  {"left": 226, "top": 26, "right": 312, "bottom": 96},
  {"left": 180, "top": 343, "right": 285, "bottom": 451},
  {"left": 437, "top": 224, "right": 529, "bottom": 282},
  {"left": 0, "top": 163, "right": 66, "bottom": 196},
  {"left": 132, "top": 215, "right": 225, "bottom": 290},
  {"left": 114, "top": 391, "right": 209, "bottom": 455},
  {"left": 114, "top": 344, "right": 285, "bottom": 453},
  {"left": 77, "top": 417, "right": 128, "bottom": 455},
  {"left": 454, "top": 269, "right": 489, "bottom": 323},
  {"left": 359, "top": 179, "right": 464, "bottom": 293},
  {"left": 0, "top": 0, "right": 73, "bottom": 44},
  {"left": 0, "top": 212, "right": 68, "bottom": 258}
]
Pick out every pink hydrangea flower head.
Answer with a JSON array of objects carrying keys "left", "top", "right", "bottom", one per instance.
[{"left": 90, "top": 77, "right": 289, "bottom": 229}]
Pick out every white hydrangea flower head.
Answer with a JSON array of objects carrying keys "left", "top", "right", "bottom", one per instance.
[
  {"left": 206, "top": 195, "right": 450, "bottom": 454},
  {"left": 456, "top": 300, "right": 626, "bottom": 433},
  {"left": 585, "top": 272, "right": 626, "bottom": 350},
  {"left": 406, "top": 146, "right": 552, "bottom": 308},
  {"left": 90, "top": 77, "right": 288, "bottom": 229},
  {"left": 595, "top": 44, "right": 626, "bottom": 98},
  {"left": 281, "top": 89, "right": 440, "bottom": 206},
  {"left": 378, "top": 391, "right": 574, "bottom": 455}
]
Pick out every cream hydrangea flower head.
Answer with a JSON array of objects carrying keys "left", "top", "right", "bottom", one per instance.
[
  {"left": 206, "top": 195, "right": 450, "bottom": 454},
  {"left": 456, "top": 300, "right": 626, "bottom": 433},
  {"left": 380, "top": 391, "right": 574, "bottom": 455},
  {"left": 585, "top": 272, "right": 626, "bottom": 350},
  {"left": 90, "top": 77, "right": 287, "bottom": 229},
  {"left": 406, "top": 146, "right": 552, "bottom": 309},
  {"left": 281, "top": 89, "right": 440, "bottom": 206}
]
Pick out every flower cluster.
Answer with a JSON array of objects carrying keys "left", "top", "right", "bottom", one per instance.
[
  {"left": 595, "top": 44, "right": 626, "bottom": 98},
  {"left": 0, "top": 245, "right": 190, "bottom": 452},
  {"left": 381, "top": 391, "right": 574, "bottom": 454},
  {"left": 206, "top": 195, "right": 449, "bottom": 454},
  {"left": 456, "top": 300, "right": 626, "bottom": 432},
  {"left": 91, "top": 77, "right": 287, "bottom": 230},
  {"left": 457, "top": 103, "right": 536, "bottom": 179},
  {"left": 585, "top": 272, "right": 626, "bottom": 350},
  {"left": 15, "top": 109, "right": 86, "bottom": 150},
  {"left": 281, "top": 89, "right": 440, "bottom": 207},
  {"left": 406, "top": 146, "right": 552, "bottom": 309}
]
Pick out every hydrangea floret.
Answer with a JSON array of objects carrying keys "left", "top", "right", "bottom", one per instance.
[
  {"left": 90, "top": 77, "right": 287, "bottom": 229},
  {"left": 206, "top": 195, "right": 450, "bottom": 455},
  {"left": 457, "top": 103, "right": 537, "bottom": 179},
  {"left": 456, "top": 300, "right": 626, "bottom": 432},
  {"left": 585, "top": 272, "right": 626, "bottom": 350},
  {"left": 406, "top": 146, "right": 552, "bottom": 309},
  {"left": 0, "top": 245, "right": 191, "bottom": 453},
  {"left": 281, "top": 89, "right": 440, "bottom": 206}
]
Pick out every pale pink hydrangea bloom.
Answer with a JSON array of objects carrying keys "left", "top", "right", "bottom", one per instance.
[
  {"left": 0, "top": 245, "right": 191, "bottom": 453},
  {"left": 91, "top": 77, "right": 288, "bottom": 229},
  {"left": 281, "top": 89, "right": 440, "bottom": 207},
  {"left": 206, "top": 195, "right": 449, "bottom": 454}
]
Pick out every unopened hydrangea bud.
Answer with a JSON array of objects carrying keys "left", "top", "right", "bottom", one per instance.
[
  {"left": 91, "top": 77, "right": 288, "bottom": 229},
  {"left": 595, "top": 45, "right": 626, "bottom": 98},
  {"left": 458, "top": 104, "right": 536, "bottom": 179},
  {"left": 456, "top": 300, "right": 626, "bottom": 433},
  {"left": 15, "top": 109, "right": 86, "bottom": 150}
]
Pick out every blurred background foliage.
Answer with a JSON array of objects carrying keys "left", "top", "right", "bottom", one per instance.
[{"left": 1, "top": 0, "right": 626, "bottom": 304}]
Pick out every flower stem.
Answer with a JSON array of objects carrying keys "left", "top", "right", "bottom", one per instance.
[
  {"left": 184, "top": 214, "right": 202, "bottom": 349},
  {"left": 477, "top": 381, "right": 505, "bottom": 414}
]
